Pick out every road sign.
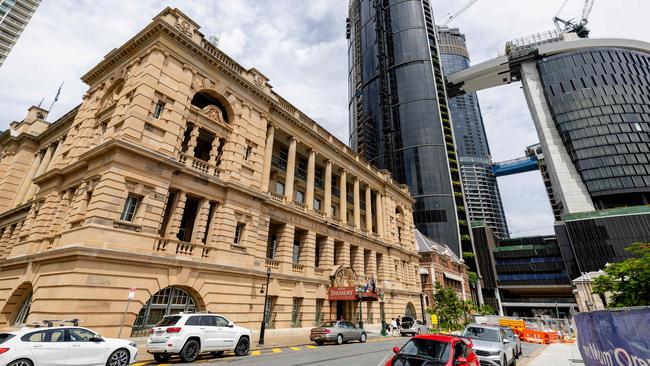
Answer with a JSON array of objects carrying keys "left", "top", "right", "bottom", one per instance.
[
  {"left": 128, "top": 288, "right": 136, "bottom": 300},
  {"left": 430, "top": 314, "right": 438, "bottom": 325}
]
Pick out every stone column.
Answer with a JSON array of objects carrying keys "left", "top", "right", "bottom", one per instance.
[
  {"left": 13, "top": 150, "right": 44, "bottom": 206},
  {"left": 46, "top": 140, "right": 64, "bottom": 172},
  {"left": 377, "top": 252, "right": 388, "bottom": 281},
  {"left": 166, "top": 191, "right": 187, "bottom": 239},
  {"left": 341, "top": 241, "right": 350, "bottom": 267},
  {"left": 51, "top": 190, "right": 71, "bottom": 235},
  {"left": 365, "top": 186, "right": 373, "bottom": 234},
  {"left": 184, "top": 125, "right": 199, "bottom": 167},
  {"left": 324, "top": 160, "right": 332, "bottom": 218},
  {"left": 353, "top": 178, "right": 360, "bottom": 229},
  {"left": 192, "top": 198, "right": 211, "bottom": 243},
  {"left": 260, "top": 123, "right": 274, "bottom": 192},
  {"left": 305, "top": 149, "right": 316, "bottom": 210},
  {"left": 352, "top": 246, "right": 364, "bottom": 278},
  {"left": 302, "top": 230, "right": 316, "bottom": 267},
  {"left": 276, "top": 223, "right": 295, "bottom": 263},
  {"left": 207, "top": 136, "right": 221, "bottom": 176},
  {"left": 0, "top": 225, "right": 14, "bottom": 258},
  {"left": 284, "top": 137, "right": 297, "bottom": 203},
  {"left": 376, "top": 193, "right": 384, "bottom": 238},
  {"left": 320, "top": 237, "right": 334, "bottom": 268},
  {"left": 339, "top": 169, "right": 347, "bottom": 224}
]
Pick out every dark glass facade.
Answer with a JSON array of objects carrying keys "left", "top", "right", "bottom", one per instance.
[
  {"left": 438, "top": 27, "right": 509, "bottom": 238},
  {"left": 348, "top": 0, "right": 470, "bottom": 254},
  {"left": 537, "top": 48, "right": 650, "bottom": 208}
]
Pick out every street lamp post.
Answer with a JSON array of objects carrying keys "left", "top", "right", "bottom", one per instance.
[
  {"left": 259, "top": 267, "right": 272, "bottom": 346},
  {"left": 379, "top": 290, "right": 386, "bottom": 336},
  {"left": 356, "top": 287, "right": 364, "bottom": 329}
]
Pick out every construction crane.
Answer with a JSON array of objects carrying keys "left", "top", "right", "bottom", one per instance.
[
  {"left": 438, "top": 0, "right": 480, "bottom": 26},
  {"left": 553, "top": 0, "right": 595, "bottom": 38}
]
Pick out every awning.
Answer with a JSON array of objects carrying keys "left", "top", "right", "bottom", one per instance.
[
  {"left": 419, "top": 268, "right": 429, "bottom": 275},
  {"left": 444, "top": 272, "right": 463, "bottom": 282}
]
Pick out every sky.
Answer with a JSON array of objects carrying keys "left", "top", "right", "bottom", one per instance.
[{"left": 1, "top": 0, "right": 648, "bottom": 237}]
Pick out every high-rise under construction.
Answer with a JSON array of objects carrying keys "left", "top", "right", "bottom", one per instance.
[{"left": 347, "top": 0, "right": 472, "bottom": 256}]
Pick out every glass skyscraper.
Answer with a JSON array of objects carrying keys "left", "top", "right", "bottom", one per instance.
[
  {"left": 437, "top": 27, "right": 509, "bottom": 238},
  {"left": 0, "top": 0, "right": 40, "bottom": 67},
  {"left": 347, "top": 0, "right": 472, "bottom": 255}
]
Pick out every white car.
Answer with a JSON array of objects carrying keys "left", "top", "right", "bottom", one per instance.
[
  {"left": 146, "top": 313, "right": 251, "bottom": 363},
  {"left": 0, "top": 326, "right": 138, "bottom": 366}
]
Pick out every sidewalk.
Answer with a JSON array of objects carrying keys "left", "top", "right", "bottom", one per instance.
[
  {"left": 131, "top": 324, "right": 390, "bottom": 361},
  {"left": 527, "top": 343, "right": 584, "bottom": 366}
]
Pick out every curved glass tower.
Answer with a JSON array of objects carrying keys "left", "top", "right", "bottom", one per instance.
[
  {"left": 438, "top": 27, "right": 509, "bottom": 239},
  {"left": 348, "top": 0, "right": 471, "bottom": 255}
]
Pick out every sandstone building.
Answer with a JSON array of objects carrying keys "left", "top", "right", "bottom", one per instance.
[{"left": 0, "top": 8, "right": 422, "bottom": 337}]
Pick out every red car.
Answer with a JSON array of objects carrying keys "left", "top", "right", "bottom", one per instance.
[{"left": 386, "top": 334, "right": 479, "bottom": 366}]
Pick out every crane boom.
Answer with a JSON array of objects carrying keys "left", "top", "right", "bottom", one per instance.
[
  {"left": 439, "top": 0, "right": 480, "bottom": 26},
  {"left": 581, "top": 0, "right": 595, "bottom": 23}
]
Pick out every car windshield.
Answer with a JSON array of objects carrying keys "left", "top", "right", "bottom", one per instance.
[
  {"left": 0, "top": 333, "right": 14, "bottom": 344},
  {"left": 398, "top": 338, "right": 451, "bottom": 362},
  {"left": 155, "top": 316, "right": 181, "bottom": 327},
  {"left": 320, "top": 321, "right": 337, "bottom": 327},
  {"left": 463, "top": 327, "right": 500, "bottom": 342},
  {"left": 502, "top": 328, "right": 514, "bottom": 338}
]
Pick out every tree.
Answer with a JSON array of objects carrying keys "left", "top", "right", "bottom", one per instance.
[
  {"left": 428, "top": 282, "right": 465, "bottom": 330},
  {"left": 592, "top": 242, "right": 650, "bottom": 307}
]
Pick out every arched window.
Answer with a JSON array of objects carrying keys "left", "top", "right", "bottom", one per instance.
[
  {"left": 405, "top": 302, "right": 417, "bottom": 319},
  {"left": 13, "top": 291, "right": 32, "bottom": 326},
  {"left": 191, "top": 91, "right": 230, "bottom": 123},
  {"left": 132, "top": 287, "right": 198, "bottom": 335}
]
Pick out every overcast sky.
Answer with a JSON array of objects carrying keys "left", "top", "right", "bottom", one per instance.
[{"left": 1, "top": 0, "right": 648, "bottom": 237}]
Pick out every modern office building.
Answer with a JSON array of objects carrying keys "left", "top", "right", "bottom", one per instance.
[
  {"left": 0, "top": 0, "right": 40, "bottom": 67},
  {"left": 437, "top": 26, "right": 509, "bottom": 239},
  {"left": 347, "top": 0, "right": 473, "bottom": 257},
  {"left": 0, "top": 8, "right": 423, "bottom": 337},
  {"left": 472, "top": 222, "right": 576, "bottom": 317},
  {"left": 446, "top": 32, "right": 650, "bottom": 273}
]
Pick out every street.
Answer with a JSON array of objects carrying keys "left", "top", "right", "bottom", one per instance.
[{"left": 132, "top": 337, "right": 545, "bottom": 366}]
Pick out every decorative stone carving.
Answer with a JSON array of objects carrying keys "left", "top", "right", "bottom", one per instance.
[
  {"left": 332, "top": 266, "right": 357, "bottom": 287},
  {"left": 254, "top": 76, "right": 264, "bottom": 87},
  {"left": 174, "top": 18, "right": 193, "bottom": 37}
]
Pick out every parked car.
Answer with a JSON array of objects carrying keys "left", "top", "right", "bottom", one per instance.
[
  {"left": 462, "top": 324, "right": 516, "bottom": 366},
  {"left": 0, "top": 326, "right": 138, "bottom": 366},
  {"left": 399, "top": 316, "right": 428, "bottom": 336},
  {"left": 386, "top": 334, "right": 479, "bottom": 366},
  {"left": 146, "top": 313, "right": 251, "bottom": 363},
  {"left": 310, "top": 320, "right": 367, "bottom": 345},
  {"left": 500, "top": 326, "right": 521, "bottom": 358}
]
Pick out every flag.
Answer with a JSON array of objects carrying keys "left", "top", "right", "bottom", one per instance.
[{"left": 53, "top": 82, "right": 64, "bottom": 103}]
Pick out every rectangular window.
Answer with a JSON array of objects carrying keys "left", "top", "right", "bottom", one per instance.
[
  {"left": 315, "top": 299, "right": 324, "bottom": 325},
  {"left": 314, "top": 198, "right": 321, "bottom": 211},
  {"left": 296, "top": 191, "right": 304, "bottom": 203},
  {"left": 152, "top": 101, "right": 165, "bottom": 119},
  {"left": 291, "top": 298, "right": 302, "bottom": 327},
  {"left": 275, "top": 182, "right": 285, "bottom": 195},
  {"left": 244, "top": 145, "right": 252, "bottom": 160},
  {"left": 120, "top": 195, "right": 139, "bottom": 222},
  {"left": 292, "top": 239, "right": 301, "bottom": 264},
  {"left": 234, "top": 223, "right": 245, "bottom": 244}
]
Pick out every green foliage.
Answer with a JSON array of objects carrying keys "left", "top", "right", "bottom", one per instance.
[
  {"left": 462, "top": 251, "right": 475, "bottom": 259},
  {"left": 461, "top": 234, "right": 471, "bottom": 241},
  {"left": 467, "top": 271, "right": 478, "bottom": 285},
  {"left": 592, "top": 242, "right": 650, "bottom": 307},
  {"left": 427, "top": 282, "right": 475, "bottom": 331},
  {"left": 477, "top": 304, "right": 497, "bottom": 315}
]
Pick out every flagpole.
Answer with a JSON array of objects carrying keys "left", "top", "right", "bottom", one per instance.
[{"left": 48, "top": 81, "right": 64, "bottom": 113}]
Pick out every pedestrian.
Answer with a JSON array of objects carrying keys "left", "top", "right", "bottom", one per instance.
[
  {"left": 396, "top": 316, "right": 401, "bottom": 330},
  {"left": 390, "top": 318, "right": 398, "bottom": 336}
]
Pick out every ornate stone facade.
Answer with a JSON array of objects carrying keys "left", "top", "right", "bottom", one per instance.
[{"left": 0, "top": 8, "right": 421, "bottom": 337}]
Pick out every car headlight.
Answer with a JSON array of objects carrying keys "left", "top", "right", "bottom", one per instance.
[
  {"left": 488, "top": 350, "right": 501, "bottom": 356},
  {"left": 129, "top": 342, "right": 137, "bottom": 348}
]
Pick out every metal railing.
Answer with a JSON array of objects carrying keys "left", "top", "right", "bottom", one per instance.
[{"left": 271, "top": 155, "right": 287, "bottom": 171}]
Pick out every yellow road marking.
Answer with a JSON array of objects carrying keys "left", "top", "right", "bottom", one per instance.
[
  {"left": 272, "top": 348, "right": 282, "bottom": 353},
  {"left": 251, "top": 350, "right": 262, "bottom": 356},
  {"left": 290, "top": 346, "right": 301, "bottom": 351},
  {"left": 306, "top": 345, "right": 317, "bottom": 349}
]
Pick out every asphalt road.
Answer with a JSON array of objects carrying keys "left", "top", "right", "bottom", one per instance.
[{"left": 134, "top": 337, "right": 546, "bottom": 366}]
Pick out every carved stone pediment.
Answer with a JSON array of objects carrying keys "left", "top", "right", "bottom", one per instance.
[
  {"left": 332, "top": 266, "right": 357, "bottom": 287},
  {"left": 201, "top": 105, "right": 226, "bottom": 125}
]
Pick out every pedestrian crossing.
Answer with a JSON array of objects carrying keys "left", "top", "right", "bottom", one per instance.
[{"left": 131, "top": 337, "right": 400, "bottom": 365}]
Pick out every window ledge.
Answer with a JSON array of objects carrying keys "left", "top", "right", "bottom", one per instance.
[
  {"left": 113, "top": 220, "right": 142, "bottom": 232},
  {"left": 230, "top": 244, "right": 246, "bottom": 252}
]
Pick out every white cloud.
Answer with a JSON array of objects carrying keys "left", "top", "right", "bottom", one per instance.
[{"left": 1, "top": 0, "right": 648, "bottom": 237}]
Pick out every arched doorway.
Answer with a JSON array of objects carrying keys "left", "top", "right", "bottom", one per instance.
[
  {"left": 405, "top": 302, "right": 417, "bottom": 319},
  {"left": 131, "top": 287, "right": 198, "bottom": 336},
  {"left": 0, "top": 282, "right": 32, "bottom": 327}
]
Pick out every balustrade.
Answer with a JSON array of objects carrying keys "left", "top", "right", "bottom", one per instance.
[{"left": 155, "top": 238, "right": 211, "bottom": 258}]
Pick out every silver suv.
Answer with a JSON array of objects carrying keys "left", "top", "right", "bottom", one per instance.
[{"left": 461, "top": 324, "right": 516, "bottom": 366}]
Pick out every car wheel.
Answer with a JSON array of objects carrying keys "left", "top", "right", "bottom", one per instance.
[
  {"left": 359, "top": 332, "right": 367, "bottom": 343},
  {"left": 7, "top": 359, "right": 33, "bottom": 366},
  {"left": 234, "top": 336, "right": 250, "bottom": 356},
  {"left": 315, "top": 340, "right": 324, "bottom": 346},
  {"left": 153, "top": 353, "right": 171, "bottom": 363},
  {"left": 106, "top": 348, "right": 130, "bottom": 366},
  {"left": 336, "top": 334, "right": 343, "bottom": 345},
  {"left": 180, "top": 339, "right": 200, "bottom": 362},
  {"left": 211, "top": 351, "right": 224, "bottom": 358}
]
